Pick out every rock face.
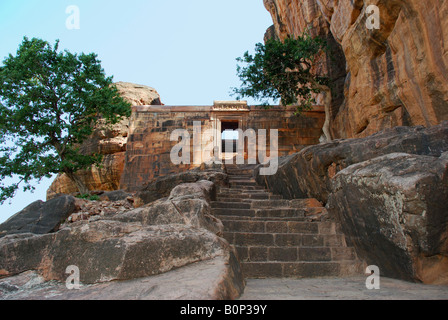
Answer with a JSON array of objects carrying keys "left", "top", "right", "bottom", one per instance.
[
  {"left": 134, "top": 164, "right": 229, "bottom": 207},
  {"left": 46, "top": 82, "right": 162, "bottom": 200},
  {"left": 264, "top": 0, "right": 448, "bottom": 139},
  {"left": 0, "top": 253, "right": 244, "bottom": 300},
  {"left": 0, "top": 222, "right": 225, "bottom": 284},
  {"left": 0, "top": 179, "right": 244, "bottom": 299},
  {"left": 0, "top": 196, "right": 77, "bottom": 238},
  {"left": 256, "top": 122, "right": 448, "bottom": 204},
  {"left": 328, "top": 153, "right": 448, "bottom": 284},
  {"left": 114, "top": 181, "right": 224, "bottom": 237},
  {"left": 255, "top": 122, "right": 448, "bottom": 284}
]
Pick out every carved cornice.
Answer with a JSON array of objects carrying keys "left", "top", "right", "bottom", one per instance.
[{"left": 212, "top": 101, "right": 249, "bottom": 112}]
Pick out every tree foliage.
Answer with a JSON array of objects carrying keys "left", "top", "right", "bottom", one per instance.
[
  {"left": 232, "top": 33, "right": 330, "bottom": 114},
  {"left": 0, "top": 37, "right": 131, "bottom": 203}
]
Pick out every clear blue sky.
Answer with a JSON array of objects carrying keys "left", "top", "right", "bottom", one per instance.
[{"left": 0, "top": 0, "right": 273, "bottom": 222}]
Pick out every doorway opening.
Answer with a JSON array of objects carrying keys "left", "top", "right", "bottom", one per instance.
[{"left": 221, "top": 120, "right": 239, "bottom": 156}]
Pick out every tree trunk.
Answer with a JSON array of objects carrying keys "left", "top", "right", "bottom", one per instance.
[{"left": 65, "top": 171, "right": 90, "bottom": 195}]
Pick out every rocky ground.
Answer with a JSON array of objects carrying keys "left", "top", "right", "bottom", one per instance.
[
  {"left": 240, "top": 277, "right": 448, "bottom": 300},
  {"left": 0, "top": 177, "right": 245, "bottom": 300}
]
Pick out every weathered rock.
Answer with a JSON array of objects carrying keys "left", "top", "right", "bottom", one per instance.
[
  {"left": 47, "top": 82, "right": 162, "bottom": 200},
  {"left": 63, "top": 198, "right": 135, "bottom": 224},
  {"left": 256, "top": 122, "right": 448, "bottom": 204},
  {"left": 0, "top": 221, "right": 228, "bottom": 285},
  {"left": 0, "top": 196, "right": 77, "bottom": 238},
  {"left": 47, "top": 153, "right": 126, "bottom": 200},
  {"left": 114, "top": 82, "right": 162, "bottom": 106},
  {"left": 0, "top": 251, "right": 244, "bottom": 300},
  {"left": 98, "top": 190, "right": 132, "bottom": 202},
  {"left": 134, "top": 165, "right": 228, "bottom": 207},
  {"left": 114, "top": 181, "right": 224, "bottom": 236},
  {"left": 327, "top": 152, "right": 448, "bottom": 284},
  {"left": 264, "top": 0, "right": 448, "bottom": 139},
  {"left": 1, "top": 178, "right": 245, "bottom": 299}
]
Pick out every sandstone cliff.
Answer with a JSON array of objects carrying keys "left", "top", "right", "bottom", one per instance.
[
  {"left": 264, "top": 0, "right": 448, "bottom": 139},
  {"left": 46, "top": 82, "right": 162, "bottom": 200}
]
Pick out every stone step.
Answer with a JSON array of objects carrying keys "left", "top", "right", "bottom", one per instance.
[
  {"left": 212, "top": 208, "right": 306, "bottom": 219},
  {"left": 218, "top": 189, "right": 269, "bottom": 195},
  {"left": 224, "top": 232, "right": 347, "bottom": 247},
  {"left": 213, "top": 200, "right": 316, "bottom": 211},
  {"left": 221, "top": 220, "right": 338, "bottom": 235},
  {"left": 216, "top": 215, "right": 306, "bottom": 222},
  {"left": 228, "top": 175, "right": 254, "bottom": 180},
  {"left": 211, "top": 202, "right": 252, "bottom": 209},
  {"left": 217, "top": 194, "right": 282, "bottom": 201},
  {"left": 250, "top": 199, "right": 294, "bottom": 209},
  {"left": 220, "top": 186, "right": 266, "bottom": 192},
  {"left": 217, "top": 190, "right": 272, "bottom": 196},
  {"left": 230, "top": 181, "right": 258, "bottom": 187},
  {"left": 241, "top": 261, "right": 363, "bottom": 279},
  {"left": 234, "top": 246, "right": 357, "bottom": 263},
  {"left": 226, "top": 169, "right": 255, "bottom": 175}
]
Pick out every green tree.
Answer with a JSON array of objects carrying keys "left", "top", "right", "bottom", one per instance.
[
  {"left": 0, "top": 37, "right": 131, "bottom": 203},
  {"left": 232, "top": 33, "right": 333, "bottom": 141}
]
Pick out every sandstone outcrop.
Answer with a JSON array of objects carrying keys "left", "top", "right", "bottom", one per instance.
[
  {"left": 255, "top": 122, "right": 448, "bottom": 284},
  {"left": 114, "top": 181, "right": 224, "bottom": 237},
  {"left": 264, "top": 0, "right": 448, "bottom": 139},
  {"left": 0, "top": 222, "right": 226, "bottom": 284},
  {"left": 0, "top": 196, "right": 77, "bottom": 238},
  {"left": 328, "top": 152, "right": 448, "bottom": 284},
  {"left": 46, "top": 82, "right": 162, "bottom": 200},
  {"left": 255, "top": 122, "right": 448, "bottom": 204},
  {"left": 0, "top": 253, "right": 244, "bottom": 300},
  {"left": 0, "top": 179, "right": 244, "bottom": 300},
  {"left": 134, "top": 164, "right": 228, "bottom": 207}
]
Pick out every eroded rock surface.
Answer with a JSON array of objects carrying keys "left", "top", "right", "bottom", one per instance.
[
  {"left": 255, "top": 122, "right": 448, "bottom": 284},
  {"left": 0, "top": 179, "right": 244, "bottom": 300},
  {"left": 264, "top": 0, "right": 448, "bottom": 139},
  {"left": 0, "top": 196, "right": 76, "bottom": 238},
  {"left": 47, "top": 82, "right": 162, "bottom": 200},
  {"left": 114, "top": 181, "right": 224, "bottom": 236},
  {"left": 134, "top": 164, "right": 228, "bottom": 207},
  {"left": 256, "top": 122, "right": 448, "bottom": 204},
  {"left": 328, "top": 152, "right": 448, "bottom": 284}
]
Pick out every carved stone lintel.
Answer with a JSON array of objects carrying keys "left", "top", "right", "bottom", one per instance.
[{"left": 212, "top": 101, "right": 249, "bottom": 112}]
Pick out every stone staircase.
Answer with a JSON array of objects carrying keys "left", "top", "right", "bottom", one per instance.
[{"left": 212, "top": 164, "right": 363, "bottom": 279}]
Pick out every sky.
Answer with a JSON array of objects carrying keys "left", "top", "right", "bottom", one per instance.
[{"left": 0, "top": 0, "right": 274, "bottom": 223}]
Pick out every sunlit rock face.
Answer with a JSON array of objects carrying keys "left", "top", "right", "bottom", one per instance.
[
  {"left": 46, "top": 82, "right": 162, "bottom": 199},
  {"left": 264, "top": 0, "right": 448, "bottom": 139}
]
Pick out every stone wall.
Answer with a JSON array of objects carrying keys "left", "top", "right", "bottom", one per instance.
[{"left": 120, "top": 104, "right": 325, "bottom": 192}]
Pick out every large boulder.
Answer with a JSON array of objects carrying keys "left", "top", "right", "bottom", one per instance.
[
  {"left": 0, "top": 252, "right": 244, "bottom": 300},
  {"left": 0, "top": 196, "right": 76, "bottom": 238},
  {"left": 0, "top": 221, "right": 228, "bottom": 285},
  {"left": 134, "top": 164, "right": 228, "bottom": 207},
  {"left": 114, "top": 181, "right": 223, "bottom": 236},
  {"left": 0, "top": 180, "right": 244, "bottom": 299},
  {"left": 327, "top": 152, "right": 448, "bottom": 284},
  {"left": 256, "top": 122, "right": 448, "bottom": 204}
]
